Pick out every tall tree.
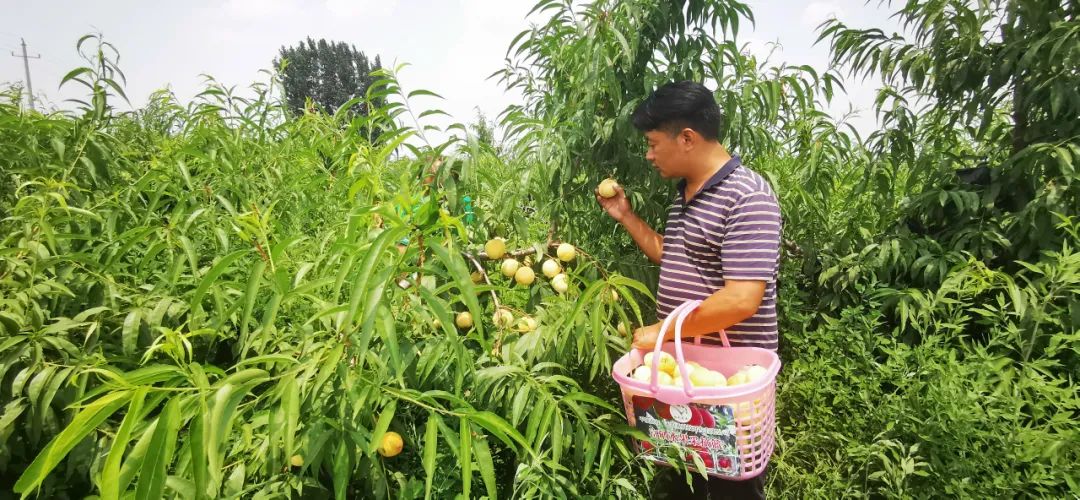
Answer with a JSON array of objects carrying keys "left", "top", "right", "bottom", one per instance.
[{"left": 274, "top": 37, "right": 383, "bottom": 117}]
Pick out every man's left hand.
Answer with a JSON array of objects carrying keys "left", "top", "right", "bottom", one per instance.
[{"left": 632, "top": 322, "right": 665, "bottom": 350}]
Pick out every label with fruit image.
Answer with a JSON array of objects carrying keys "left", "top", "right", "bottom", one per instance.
[{"left": 630, "top": 395, "right": 740, "bottom": 477}]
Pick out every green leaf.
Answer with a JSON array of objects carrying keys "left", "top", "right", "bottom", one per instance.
[
  {"left": 422, "top": 413, "right": 440, "bottom": 500},
  {"left": 472, "top": 435, "right": 497, "bottom": 500},
  {"left": 135, "top": 398, "right": 181, "bottom": 500},
  {"left": 368, "top": 400, "right": 398, "bottom": 456},
  {"left": 191, "top": 249, "right": 249, "bottom": 314},
  {"left": 15, "top": 390, "right": 133, "bottom": 495},
  {"left": 459, "top": 418, "right": 472, "bottom": 499}
]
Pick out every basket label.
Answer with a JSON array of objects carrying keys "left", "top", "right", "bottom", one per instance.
[{"left": 630, "top": 396, "right": 740, "bottom": 476}]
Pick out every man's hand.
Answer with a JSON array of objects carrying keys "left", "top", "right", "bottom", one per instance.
[
  {"left": 632, "top": 321, "right": 665, "bottom": 350},
  {"left": 595, "top": 183, "right": 633, "bottom": 223}
]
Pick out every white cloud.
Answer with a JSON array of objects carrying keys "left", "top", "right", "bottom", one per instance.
[
  {"left": 223, "top": 0, "right": 302, "bottom": 18},
  {"left": 800, "top": 1, "right": 845, "bottom": 29},
  {"left": 325, "top": 0, "right": 397, "bottom": 18}
]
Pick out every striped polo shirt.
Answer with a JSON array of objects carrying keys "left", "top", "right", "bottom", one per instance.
[{"left": 656, "top": 155, "right": 782, "bottom": 350}]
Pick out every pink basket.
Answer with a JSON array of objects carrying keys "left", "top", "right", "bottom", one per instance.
[{"left": 611, "top": 300, "right": 780, "bottom": 480}]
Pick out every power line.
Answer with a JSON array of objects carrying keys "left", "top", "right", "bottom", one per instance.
[{"left": 10, "top": 38, "right": 41, "bottom": 111}]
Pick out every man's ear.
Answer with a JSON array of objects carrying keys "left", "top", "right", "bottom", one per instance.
[{"left": 679, "top": 128, "right": 697, "bottom": 149}]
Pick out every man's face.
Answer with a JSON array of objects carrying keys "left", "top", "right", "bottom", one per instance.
[{"left": 643, "top": 130, "right": 686, "bottom": 178}]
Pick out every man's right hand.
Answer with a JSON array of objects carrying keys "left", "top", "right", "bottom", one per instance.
[{"left": 595, "top": 183, "right": 632, "bottom": 223}]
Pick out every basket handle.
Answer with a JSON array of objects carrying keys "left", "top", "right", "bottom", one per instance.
[
  {"left": 647, "top": 301, "right": 697, "bottom": 394},
  {"left": 648, "top": 300, "right": 733, "bottom": 399}
]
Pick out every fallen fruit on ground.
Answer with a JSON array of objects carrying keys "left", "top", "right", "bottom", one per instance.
[
  {"left": 484, "top": 238, "right": 506, "bottom": 259},
  {"left": 290, "top": 454, "right": 304, "bottom": 467},
  {"left": 378, "top": 431, "right": 404, "bottom": 457},
  {"left": 470, "top": 271, "right": 484, "bottom": 283},
  {"left": 617, "top": 322, "right": 628, "bottom": 335},
  {"left": 556, "top": 243, "right": 576, "bottom": 262}
]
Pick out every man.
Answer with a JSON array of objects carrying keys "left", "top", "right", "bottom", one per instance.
[{"left": 596, "top": 81, "right": 782, "bottom": 499}]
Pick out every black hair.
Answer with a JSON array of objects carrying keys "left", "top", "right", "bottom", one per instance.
[{"left": 631, "top": 81, "right": 723, "bottom": 142}]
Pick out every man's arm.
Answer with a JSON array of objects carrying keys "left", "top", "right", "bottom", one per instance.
[
  {"left": 617, "top": 211, "right": 663, "bottom": 264},
  {"left": 596, "top": 184, "right": 663, "bottom": 264},
  {"left": 632, "top": 280, "right": 764, "bottom": 348}
]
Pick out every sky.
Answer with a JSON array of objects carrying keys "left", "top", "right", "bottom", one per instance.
[{"left": 0, "top": 1, "right": 901, "bottom": 143}]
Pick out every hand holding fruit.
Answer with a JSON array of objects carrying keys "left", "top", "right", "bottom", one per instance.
[{"left": 595, "top": 178, "right": 631, "bottom": 222}]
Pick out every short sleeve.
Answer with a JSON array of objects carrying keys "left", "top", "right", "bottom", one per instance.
[{"left": 721, "top": 191, "right": 781, "bottom": 282}]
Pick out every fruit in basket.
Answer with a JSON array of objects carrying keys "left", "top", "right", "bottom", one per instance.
[
  {"left": 500, "top": 258, "right": 520, "bottom": 277},
  {"left": 514, "top": 266, "right": 536, "bottom": 285},
  {"left": 598, "top": 178, "right": 620, "bottom": 198},
  {"left": 690, "top": 368, "right": 726, "bottom": 387},
  {"left": 631, "top": 365, "right": 651, "bottom": 382},
  {"left": 541, "top": 259, "right": 561, "bottom": 278},
  {"left": 728, "top": 364, "right": 769, "bottom": 386},
  {"left": 556, "top": 243, "right": 576, "bottom": 262},
  {"left": 656, "top": 371, "right": 674, "bottom": 386},
  {"left": 642, "top": 352, "right": 676, "bottom": 375},
  {"left": 743, "top": 364, "right": 768, "bottom": 382},
  {"left": 484, "top": 238, "right": 506, "bottom": 259}
]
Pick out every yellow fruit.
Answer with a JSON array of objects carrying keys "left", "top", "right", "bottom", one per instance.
[
  {"left": 556, "top": 243, "right": 576, "bottom": 262},
  {"left": 470, "top": 271, "right": 484, "bottom": 283},
  {"left": 742, "top": 364, "right": 768, "bottom": 382},
  {"left": 617, "top": 322, "right": 628, "bottom": 335},
  {"left": 551, "top": 273, "right": 569, "bottom": 293},
  {"left": 598, "top": 178, "right": 620, "bottom": 198},
  {"left": 643, "top": 352, "right": 676, "bottom": 375},
  {"left": 500, "top": 258, "right": 520, "bottom": 277},
  {"left": 727, "top": 371, "right": 751, "bottom": 387},
  {"left": 687, "top": 361, "right": 704, "bottom": 372},
  {"left": 541, "top": 259, "right": 561, "bottom": 278},
  {"left": 514, "top": 266, "right": 536, "bottom": 285},
  {"left": 493, "top": 308, "right": 514, "bottom": 328},
  {"left": 378, "top": 431, "right": 403, "bottom": 458},
  {"left": 689, "top": 369, "right": 727, "bottom": 387},
  {"left": 432, "top": 318, "right": 441, "bottom": 329},
  {"left": 631, "top": 365, "right": 651, "bottom": 382},
  {"left": 484, "top": 238, "right": 506, "bottom": 259},
  {"left": 672, "top": 364, "right": 695, "bottom": 381},
  {"left": 656, "top": 372, "right": 674, "bottom": 386},
  {"left": 455, "top": 311, "right": 473, "bottom": 329},
  {"left": 515, "top": 316, "right": 537, "bottom": 332},
  {"left": 290, "top": 454, "right": 304, "bottom": 467}
]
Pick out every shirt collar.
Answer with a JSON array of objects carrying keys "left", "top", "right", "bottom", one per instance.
[{"left": 676, "top": 155, "right": 742, "bottom": 204}]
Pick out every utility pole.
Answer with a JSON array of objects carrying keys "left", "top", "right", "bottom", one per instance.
[{"left": 10, "top": 38, "right": 41, "bottom": 111}]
